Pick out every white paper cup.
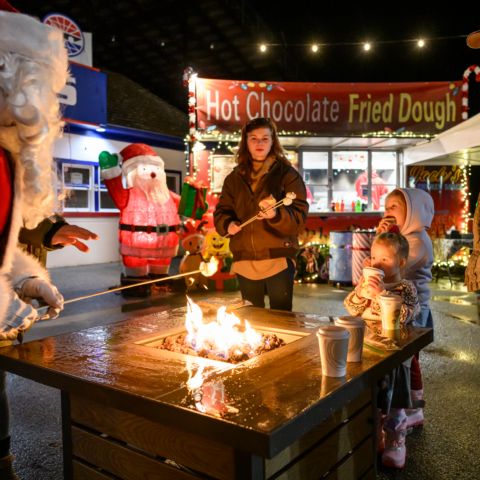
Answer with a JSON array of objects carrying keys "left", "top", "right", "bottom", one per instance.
[
  {"left": 334, "top": 316, "right": 366, "bottom": 362},
  {"left": 378, "top": 293, "right": 402, "bottom": 330},
  {"left": 316, "top": 326, "right": 350, "bottom": 377},
  {"left": 361, "top": 267, "right": 385, "bottom": 299}
]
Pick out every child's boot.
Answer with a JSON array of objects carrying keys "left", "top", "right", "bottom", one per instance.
[
  {"left": 0, "top": 454, "right": 19, "bottom": 480},
  {"left": 376, "top": 408, "right": 386, "bottom": 453},
  {"left": 405, "top": 388, "right": 424, "bottom": 430},
  {"left": 382, "top": 408, "right": 407, "bottom": 469}
]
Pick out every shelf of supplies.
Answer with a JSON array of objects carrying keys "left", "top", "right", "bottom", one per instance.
[{"left": 309, "top": 211, "right": 383, "bottom": 217}]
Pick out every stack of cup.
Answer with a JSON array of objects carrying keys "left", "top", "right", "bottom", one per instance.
[
  {"left": 378, "top": 293, "right": 402, "bottom": 331},
  {"left": 316, "top": 326, "right": 350, "bottom": 377},
  {"left": 334, "top": 316, "right": 366, "bottom": 362},
  {"left": 361, "top": 267, "right": 385, "bottom": 299}
]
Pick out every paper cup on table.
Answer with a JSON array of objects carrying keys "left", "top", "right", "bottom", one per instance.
[
  {"left": 361, "top": 267, "right": 385, "bottom": 299},
  {"left": 378, "top": 293, "right": 402, "bottom": 331},
  {"left": 316, "top": 326, "right": 350, "bottom": 377},
  {"left": 334, "top": 316, "right": 366, "bottom": 362}
]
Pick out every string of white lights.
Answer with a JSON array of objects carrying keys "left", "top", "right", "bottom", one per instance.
[{"left": 256, "top": 34, "right": 468, "bottom": 53}]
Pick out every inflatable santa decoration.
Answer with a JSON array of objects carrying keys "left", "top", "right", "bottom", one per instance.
[{"left": 99, "top": 143, "right": 181, "bottom": 283}]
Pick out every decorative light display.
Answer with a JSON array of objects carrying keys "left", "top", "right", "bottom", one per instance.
[
  {"left": 460, "top": 160, "right": 472, "bottom": 233},
  {"left": 461, "top": 65, "right": 480, "bottom": 120},
  {"left": 294, "top": 242, "right": 330, "bottom": 284}
]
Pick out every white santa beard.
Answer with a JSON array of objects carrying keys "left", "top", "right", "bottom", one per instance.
[
  {"left": 134, "top": 176, "right": 170, "bottom": 205},
  {"left": 1, "top": 53, "right": 64, "bottom": 228}
]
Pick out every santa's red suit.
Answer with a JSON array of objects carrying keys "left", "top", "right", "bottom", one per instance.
[{"left": 100, "top": 143, "right": 181, "bottom": 276}]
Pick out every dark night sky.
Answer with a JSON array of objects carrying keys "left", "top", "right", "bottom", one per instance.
[
  {"left": 11, "top": 1, "right": 480, "bottom": 110},
  {"left": 250, "top": 3, "right": 480, "bottom": 83}
]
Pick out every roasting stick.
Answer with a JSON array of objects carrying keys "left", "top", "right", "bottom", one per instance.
[
  {"left": 35, "top": 257, "right": 219, "bottom": 316},
  {"left": 12, "top": 260, "right": 219, "bottom": 344},
  {"left": 226, "top": 192, "right": 296, "bottom": 236}
]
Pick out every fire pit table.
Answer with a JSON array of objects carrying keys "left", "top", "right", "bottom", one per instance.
[{"left": 0, "top": 302, "right": 432, "bottom": 480}]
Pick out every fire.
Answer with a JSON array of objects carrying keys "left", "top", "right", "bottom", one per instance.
[{"left": 185, "top": 297, "right": 263, "bottom": 361}]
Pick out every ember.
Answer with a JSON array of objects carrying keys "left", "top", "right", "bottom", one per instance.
[
  {"left": 157, "top": 331, "right": 286, "bottom": 363},
  {"left": 156, "top": 297, "right": 286, "bottom": 363}
]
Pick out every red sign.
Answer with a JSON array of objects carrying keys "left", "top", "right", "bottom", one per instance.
[{"left": 195, "top": 78, "right": 462, "bottom": 135}]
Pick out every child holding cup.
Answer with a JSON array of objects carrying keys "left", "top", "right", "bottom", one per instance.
[
  {"left": 344, "top": 233, "right": 419, "bottom": 324},
  {"left": 376, "top": 188, "right": 434, "bottom": 433},
  {"left": 344, "top": 232, "right": 420, "bottom": 469}
]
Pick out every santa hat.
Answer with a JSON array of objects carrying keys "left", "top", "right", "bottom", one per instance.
[
  {"left": 467, "top": 30, "right": 480, "bottom": 49},
  {"left": 0, "top": 1, "right": 68, "bottom": 92},
  {"left": 120, "top": 143, "right": 165, "bottom": 176}
]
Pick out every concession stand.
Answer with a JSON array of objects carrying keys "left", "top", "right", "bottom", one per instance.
[
  {"left": 0, "top": 300, "right": 433, "bottom": 480},
  {"left": 185, "top": 73, "right": 464, "bottom": 240}
]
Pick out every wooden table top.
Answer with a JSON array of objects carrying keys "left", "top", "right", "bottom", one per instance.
[{"left": 0, "top": 302, "right": 433, "bottom": 457}]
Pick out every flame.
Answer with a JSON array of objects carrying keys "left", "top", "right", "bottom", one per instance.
[{"left": 185, "top": 297, "right": 263, "bottom": 361}]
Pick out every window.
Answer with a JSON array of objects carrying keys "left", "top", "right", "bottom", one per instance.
[
  {"left": 98, "top": 176, "right": 118, "bottom": 212},
  {"left": 59, "top": 159, "right": 119, "bottom": 213},
  {"left": 372, "top": 152, "right": 397, "bottom": 210},
  {"left": 165, "top": 169, "right": 182, "bottom": 194},
  {"left": 62, "top": 163, "right": 93, "bottom": 211},
  {"left": 332, "top": 151, "right": 368, "bottom": 212},
  {"left": 301, "top": 150, "right": 399, "bottom": 212},
  {"left": 302, "top": 151, "right": 329, "bottom": 212}
]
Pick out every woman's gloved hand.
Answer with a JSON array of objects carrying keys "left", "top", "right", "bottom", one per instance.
[
  {"left": 0, "top": 293, "right": 37, "bottom": 341},
  {"left": 20, "top": 278, "right": 64, "bottom": 319}
]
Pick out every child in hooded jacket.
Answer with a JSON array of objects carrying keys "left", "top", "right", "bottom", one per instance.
[
  {"left": 375, "top": 188, "right": 434, "bottom": 431},
  {"left": 345, "top": 232, "right": 420, "bottom": 469}
]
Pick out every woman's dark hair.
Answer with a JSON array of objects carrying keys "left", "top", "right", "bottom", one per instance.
[{"left": 236, "top": 117, "right": 290, "bottom": 180}]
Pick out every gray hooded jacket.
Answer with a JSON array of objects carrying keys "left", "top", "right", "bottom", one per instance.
[{"left": 398, "top": 188, "right": 434, "bottom": 310}]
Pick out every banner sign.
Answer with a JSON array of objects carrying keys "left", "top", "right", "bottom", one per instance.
[
  {"left": 195, "top": 78, "right": 462, "bottom": 135},
  {"left": 59, "top": 62, "right": 107, "bottom": 126}
]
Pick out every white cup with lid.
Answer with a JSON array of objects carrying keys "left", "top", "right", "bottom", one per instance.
[
  {"left": 378, "top": 293, "right": 402, "bottom": 330},
  {"left": 361, "top": 267, "right": 385, "bottom": 299},
  {"left": 316, "top": 326, "right": 350, "bottom": 377},
  {"left": 334, "top": 316, "right": 366, "bottom": 362}
]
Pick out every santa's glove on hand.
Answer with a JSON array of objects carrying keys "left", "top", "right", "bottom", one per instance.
[
  {"left": 20, "top": 278, "right": 64, "bottom": 319},
  {"left": 98, "top": 151, "right": 119, "bottom": 170},
  {"left": 0, "top": 293, "right": 38, "bottom": 341}
]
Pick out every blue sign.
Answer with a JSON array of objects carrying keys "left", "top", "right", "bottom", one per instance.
[{"left": 59, "top": 62, "right": 107, "bottom": 126}]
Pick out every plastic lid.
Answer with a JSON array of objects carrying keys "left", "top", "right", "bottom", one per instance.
[
  {"left": 362, "top": 267, "right": 385, "bottom": 277},
  {"left": 316, "top": 325, "right": 350, "bottom": 339},
  {"left": 334, "top": 316, "right": 366, "bottom": 327},
  {"left": 378, "top": 293, "right": 402, "bottom": 302}
]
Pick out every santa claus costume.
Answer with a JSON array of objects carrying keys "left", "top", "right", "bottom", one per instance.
[
  {"left": 100, "top": 143, "right": 181, "bottom": 278},
  {"left": 0, "top": 1, "right": 68, "bottom": 476}
]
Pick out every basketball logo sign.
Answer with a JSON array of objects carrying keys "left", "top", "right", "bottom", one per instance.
[{"left": 44, "top": 13, "right": 85, "bottom": 57}]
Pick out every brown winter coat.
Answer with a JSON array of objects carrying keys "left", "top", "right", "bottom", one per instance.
[{"left": 214, "top": 160, "right": 308, "bottom": 262}]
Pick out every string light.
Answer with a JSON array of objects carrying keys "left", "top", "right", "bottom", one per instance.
[{"left": 255, "top": 34, "right": 466, "bottom": 54}]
